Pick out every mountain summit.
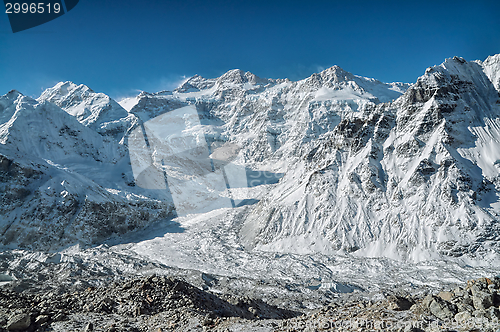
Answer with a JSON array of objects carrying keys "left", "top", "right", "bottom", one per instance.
[{"left": 38, "top": 81, "right": 136, "bottom": 140}]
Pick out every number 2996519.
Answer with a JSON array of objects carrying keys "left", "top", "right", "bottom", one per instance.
[{"left": 5, "top": 2, "right": 61, "bottom": 14}]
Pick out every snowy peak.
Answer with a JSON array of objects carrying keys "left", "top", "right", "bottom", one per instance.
[
  {"left": 1, "top": 89, "right": 27, "bottom": 105},
  {"left": 0, "top": 93, "right": 37, "bottom": 142},
  {"left": 301, "top": 66, "right": 408, "bottom": 103},
  {"left": 1, "top": 89, "right": 23, "bottom": 101},
  {"left": 38, "top": 81, "right": 94, "bottom": 106},
  {"left": 0, "top": 91, "right": 124, "bottom": 164},
  {"left": 398, "top": 55, "right": 500, "bottom": 135},
  {"left": 38, "top": 81, "right": 133, "bottom": 139},
  {"left": 305, "top": 65, "right": 356, "bottom": 90},
  {"left": 319, "top": 65, "right": 356, "bottom": 84},
  {"left": 174, "top": 70, "right": 273, "bottom": 94},
  {"left": 174, "top": 75, "right": 216, "bottom": 93},
  {"left": 174, "top": 70, "right": 272, "bottom": 94},
  {"left": 216, "top": 69, "right": 270, "bottom": 86},
  {"left": 0, "top": 90, "right": 26, "bottom": 117},
  {"left": 481, "top": 53, "right": 500, "bottom": 92},
  {"left": 401, "top": 55, "right": 498, "bottom": 106}
]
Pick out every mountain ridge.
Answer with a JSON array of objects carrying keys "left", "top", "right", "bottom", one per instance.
[{"left": 1, "top": 55, "right": 500, "bottom": 264}]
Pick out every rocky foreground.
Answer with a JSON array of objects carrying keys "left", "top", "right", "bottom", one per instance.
[{"left": 1, "top": 275, "right": 499, "bottom": 331}]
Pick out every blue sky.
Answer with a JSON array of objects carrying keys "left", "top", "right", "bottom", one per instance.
[{"left": 1, "top": 0, "right": 499, "bottom": 100}]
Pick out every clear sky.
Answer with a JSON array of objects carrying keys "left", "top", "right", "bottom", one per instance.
[{"left": 1, "top": 0, "right": 500, "bottom": 100}]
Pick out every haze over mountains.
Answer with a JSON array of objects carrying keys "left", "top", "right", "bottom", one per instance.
[{"left": 1, "top": 55, "right": 500, "bottom": 271}]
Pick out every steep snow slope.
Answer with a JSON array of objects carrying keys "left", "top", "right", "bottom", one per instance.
[
  {"left": 241, "top": 56, "right": 500, "bottom": 261},
  {"left": 479, "top": 53, "right": 500, "bottom": 92}
]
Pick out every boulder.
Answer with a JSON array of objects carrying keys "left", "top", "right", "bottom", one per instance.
[
  {"left": 387, "top": 295, "right": 414, "bottom": 311},
  {"left": 461, "top": 292, "right": 474, "bottom": 307},
  {"left": 437, "top": 291, "right": 454, "bottom": 302},
  {"left": 473, "top": 309, "right": 488, "bottom": 319},
  {"left": 429, "top": 298, "right": 457, "bottom": 320},
  {"left": 472, "top": 289, "right": 494, "bottom": 310},
  {"left": 453, "top": 286, "right": 465, "bottom": 298},
  {"left": 421, "top": 294, "right": 435, "bottom": 308},
  {"left": 6, "top": 313, "right": 31, "bottom": 331}
]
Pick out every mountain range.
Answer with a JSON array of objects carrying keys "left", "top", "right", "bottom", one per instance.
[{"left": 1, "top": 54, "right": 500, "bottom": 267}]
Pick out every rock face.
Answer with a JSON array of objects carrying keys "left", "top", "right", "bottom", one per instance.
[
  {"left": 0, "top": 148, "right": 175, "bottom": 249},
  {"left": 428, "top": 296, "right": 457, "bottom": 320},
  {"left": 480, "top": 54, "right": 500, "bottom": 91},
  {"left": 2, "top": 54, "right": 500, "bottom": 262}
]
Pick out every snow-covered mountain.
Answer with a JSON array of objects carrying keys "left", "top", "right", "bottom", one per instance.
[
  {"left": 479, "top": 54, "right": 500, "bottom": 91},
  {"left": 0, "top": 90, "right": 174, "bottom": 249},
  {"left": 242, "top": 56, "right": 500, "bottom": 261},
  {"left": 38, "top": 81, "right": 137, "bottom": 141},
  {"left": 2, "top": 56, "right": 500, "bottom": 267}
]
